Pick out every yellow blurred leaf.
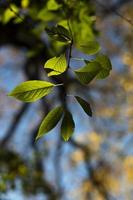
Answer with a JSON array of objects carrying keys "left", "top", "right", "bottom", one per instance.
[
  {"left": 88, "top": 132, "right": 102, "bottom": 151},
  {"left": 124, "top": 156, "right": 133, "bottom": 183},
  {"left": 21, "top": 0, "right": 29, "bottom": 8},
  {"left": 2, "top": 4, "right": 19, "bottom": 24}
]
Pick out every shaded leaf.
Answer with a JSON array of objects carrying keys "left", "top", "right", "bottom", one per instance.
[
  {"left": 45, "top": 25, "right": 71, "bottom": 42},
  {"left": 36, "top": 106, "right": 63, "bottom": 140},
  {"left": 96, "top": 70, "right": 110, "bottom": 79},
  {"left": 8, "top": 80, "right": 54, "bottom": 102},
  {"left": 61, "top": 110, "right": 75, "bottom": 141},
  {"left": 79, "top": 40, "right": 101, "bottom": 55},
  {"left": 74, "top": 61, "right": 101, "bottom": 84},
  {"left": 75, "top": 96, "right": 92, "bottom": 117},
  {"left": 95, "top": 54, "right": 112, "bottom": 79},
  {"left": 44, "top": 54, "right": 67, "bottom": 76}
]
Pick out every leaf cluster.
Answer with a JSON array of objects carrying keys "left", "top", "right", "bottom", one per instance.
[{"left": 6, "top": 1, "right": 112, "bottom": 142}]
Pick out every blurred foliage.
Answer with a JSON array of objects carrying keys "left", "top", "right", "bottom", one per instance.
[
  {"left": 0, "top": 149, "right": 58, "bottom": 198},
  {"left": 5, "top": 0, "right": 111, "bottom": 141}
]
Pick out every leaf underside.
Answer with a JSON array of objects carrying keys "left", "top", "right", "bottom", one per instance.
[
  {"left": 75, "top": 54, "right": 112, "bottom": 84},
  {"left": 36, "top": 106, "right": 63, "bottom": 140},
  {"left": 95, "top": 54, "right": 112, "bottom": 79},
  {"left": 75, "top": 96, "right": 92, "bottom": 117},
  {"left": 75, "top": 61, "right": 101, "bottom": 84},
  {"left": 79, "top": 40, "right": 101, "bottom": 55},
  {"left": 61, "top": 110, "right": 75, "bottom": 141},
  {"left": 45, "top": 25, "right": 71, "bottom": 42}
]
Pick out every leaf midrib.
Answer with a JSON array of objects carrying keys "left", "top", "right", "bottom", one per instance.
[
  {"left": 12, "top": 86, "right": 53, "bottom": 95},
  {"left": 53, "top": 56, "right": 65, "bottom": 72}
]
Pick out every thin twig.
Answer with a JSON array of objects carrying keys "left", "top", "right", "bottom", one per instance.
[
  {"left": 67, "top": 20, "right": 73, "bottom": 68},
  {"left": 95, "top": 0, "right": 133, "bottom": 27},
  {"left": 114, "top": 10, "right": 133, "bottom": 26},
  {"left": 67, "top": 19, "right": 73, "bottom": 40},
  {"left": 67, "top": 41, "right": 73, "bottom": 68},
  {"left": 71, "top": 57, "right": 85, "bottom": 61},
  {"left": 55, "top": 83, "right": 64, "bottom": 87}
]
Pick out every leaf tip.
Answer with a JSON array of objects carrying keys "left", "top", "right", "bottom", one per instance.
[
  {"left": 35, "top": 134, "right": 41, "bottom": 141},
  {"left": 8, "top": 92, "right": 13, "bottom": 97},
  {"left": 62, "top": 136, "right": 70, "bottom": 142},
  {"left": 7, "top": 93, "right": 11, "bottom": 96}
]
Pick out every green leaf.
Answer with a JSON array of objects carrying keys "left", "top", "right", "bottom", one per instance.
[
  {"left": 61, "top": 110, "right": 75, "bottom": 141},
  {"left": 75, "top": 96, "right": 92, "bottom": 117},
  {"left": 75, "top": 55, "right": 112, "bottom": 84},
  {"left": 21, "top": 0, "right": 29, "bottom": 8},
  {"left": 36, "top": 106, "right": 63, "bottom": 140},
  {"left": 2, "top": 4, "right": 19, "bottom": 24},
  {"left": 47, "top": 0, "right": 61, "bottom": 11},
  {"left": 74, "top": 61, "right": 101, "bottom": 84},
  {"left": 8, "top": 80, "right": 55, "bottom": 102},
  {"left": 45, "top": 25, "right": 71, "bottom": 42},
  {"left": 79, "top": 40, "right": 101, "bottom": 55},
  {"left": 44, "top": 54, "right": 67, "bottom": 76},
  {"left": 58, "top": 20, "right": 68, "bottom": 29},
  {"left": 37, "top": 7, "right": 55, "bottom": 21},
  {"left": 95, "top": 54, "right": 112, "bottom": 79},
  {"left": 96, "top": 70, "right": 110, "bottom": 79}
]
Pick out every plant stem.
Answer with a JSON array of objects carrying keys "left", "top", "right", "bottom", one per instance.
[
  {"left": 67, "top": 41, "right": 73, "bottom": 68},
  {"left": 71, "top": 57, "right": 85, "bottom": 61},
  {"left": 67, "top": 19, "right": 73, "bottom": 68},
  {"left": 55, "top": 83, "right": 64, "bottom": 87},
  {"left": 67, "top": 94, "right": 74, "bottom": 97}
]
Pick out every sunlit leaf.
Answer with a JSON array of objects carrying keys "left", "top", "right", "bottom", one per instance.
[
  {"left": 44, "top": 54, "right": 67, "bottom": 76},
  {"left": 45, "top": 25, "right": 71, "bottom": 42},
  {"left": 13, "top": 17, "right": 24, "bottom": 24},
  {"left": 71, "top": 19, "right": 95, "bottom": 47},
  {"left": 95, "top": 54, "right": 112, "bottom": 79},
  {"left": 75, "top": 96, "right": 92, "bottom": 117},
  {"left": 36, "top": 106, "right": 63, "bottom": 140},
  {"left": 37, "top": 7, "right": 55, "bottom": 21},
  {"left": 2, "top": 4, "right": 19, "bottom": 24},
  {"left": 58, "top": 20, "right": 68, "bottom": 29},
  {"left": 61, "top": 110, "right": 75, "bottom": 141},
  {"left": 74, "top": 61, "right": 101, "bottom": 84},
  {"left": 79, "top": 40, "right": 101, "bottom": 55},
  {"left": 47, "top": 0, "right": 61, "bottom": 11},
  {"left": 21, "top": 0, "right": 29, "bottom": 8},
  {"left": 8, "top": 80, "right": 55, "bottom": 102}
]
